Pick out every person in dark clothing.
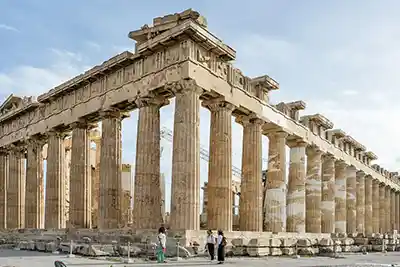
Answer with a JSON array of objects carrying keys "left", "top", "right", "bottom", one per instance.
[
  {"left": 217, "top": 230, "right": 226, "bottom": 264},
  {"left": 205, "top": 229, "right": 216, "bottom": 260}
]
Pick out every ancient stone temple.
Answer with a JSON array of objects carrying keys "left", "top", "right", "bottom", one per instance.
[{"left": 0, "top": 9, "right": 399, "bottom": 248}]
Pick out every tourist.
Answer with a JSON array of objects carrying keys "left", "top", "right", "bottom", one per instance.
[
  {"left": 217, "top": 230, "right": 227, "bottom": 264},
  {"left": 205, "top": 229, "right": 216, "bottom": 260},
  {"left": 156, "top": 226, "right": 167, "bottom": 263}
]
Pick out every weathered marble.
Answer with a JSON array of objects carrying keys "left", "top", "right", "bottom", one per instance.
[
  {"left": 170, "top": 81, "right": 202, "bottom": 230},
  {"left": 0, "top": 150, "right": 7, "bottom": 229},
  {"left": 99, "top": 110, "right": 123, "bottom": 229},
  {"left": 356, "top": 171, "right": 365, "bottom": 234},
  {"left": 69, "top": 122, "right": 92, "bottom": 228},
  {"left": 264, "top": 130, "right": 288, "bottom": 232},
  {"left": 25, "top": 138, "right": 44, "bottom": 228},
  {"left": 391, "top": 189, "right": 396, "bottom": 232},
  {"left": 385, "top": 187, "right": 391, "bottom": 232},
  {"left": 238, "top": 116, "right": 263, "bottom": 232},
  {"left": 286, "top": 140, "right": 307, "bottom": 233},
  {"left": 346, "top": 165, "right": 357, "bottom": 234},
  {"left": 372, "top": 179, "right": 380, "bottom": 233},
  {"left": 306, "top": 146, "right": 323, "bottom": 233},
  {"left": 364, "top": 176, "right": 373, "bottom": 235},
  {"left": 45, "top": 131, "right": 66, "bottom": 229},
  {"left": 396, "top": 192, "right": 400, "bottom": 231},
  {"left": 335, "top": 160, "right": 347, "bottom": 233},
  {"left": 321, "top": 154, "right": 335, "bottom": 233},
  {"left": 91, "top": 137, "right": 101, "bottom": 228},
  {"left": 7, "top": 147, "right": 25, "bottom": 229},
  {"left": 134, "top": 97, "right": 166, "bottom": 229},
  {"left": 379, "top": 184, "right": 386, "bottom": 233},
  {"left": 204, "top": 99, "right": 234, "bottom": 231}
]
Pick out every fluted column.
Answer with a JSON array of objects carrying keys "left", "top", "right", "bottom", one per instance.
[
  {"left": 45, "top": 131, "right": 66, "bottom": 229},
  {"left": 91, "top": 137, "right": 101, "bottom": 228},
  {"left": 385, "top": 187, "right": 391, "bottom": 232},
  {"left": 170, "top": 81, "right": 202, "bottom": 230},
  {"left": 25, "top": 138, "right": 45, "bottom": 228},
  {"left": 321, "top": 154, "right": 335, "bottom": 233},
  {"left": 356, "top": 171, "right": 365, "bottom": 234},
  {"left": 396, "top": 192, "right": 400, "bottom": 231},
  {"left": 346, "top": 165, "right": 357, "bottom": 234},
  {"left": 264, "top": 129, "right": 288, "bottom": 232},
  {"left": 391, "top": 189, "right": 396, "bottom": 232},
  {"left": 134, "top": 97, "right": 167, "bottom": 229},
  {"left": 305, "top": 146, "right": 322, "bottom": 233},
  {"left": 69, "top": 121, "right": 93, "bottom": 228},
  {"left": 335, "top": 160, "right": 347, "bottom": 233},
  {"left": 0, "top": 150, "right": 8, "bottom": 229},
  {"left": 372, "top": 180, "right": 380, "bottom": 233},
  {"left": 286, "top": 140, "right": 307, "bottom": 233},
  {"left": 203, "top": 99, "right": 234, "bottom": 231},
  {"left": 99, "top": 110, "right": 123, "bottom": 229},
  {"left": 379, "top": 184, "right": 386, "bottom": 233},
  {"left": 364, "top": 176, "right": 373, "bottom": 235},
  {"left": 238, "top": 115, "right": 263, "bottom": 232},
  {"left": 8, "top": 146, "right": 25, "bottom": 229}
]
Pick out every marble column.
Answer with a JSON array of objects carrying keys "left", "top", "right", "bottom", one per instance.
[
  {"left": 25, "top": 138, "right": 44, "bottom": 228},
  {"left": 204, "top": 99, "right": 234, "bottom": 231},
  {"left": 335, "top": 160, "right": 347, "bottom": 233},
  {"left": 91, "top": 137, "right": 101, "bottom": 228},
  {"left": 372, "top": 180, "right": 380, "bottom": 233},
  {"left": 379, "top": 184, "right": 386, "bottom": 233},
  {"left": 264, "top": 130, "right": 288, "bottom": 232},
  {"left": 364, "top": 176, "right": 373, "bottom": 235},
  {"left": 134, "top": 97, "right": 167, "bottom": 229},
  {"left": 7, "top": 146, "right": 25, "bottom": 229},
  {"left": 391, "top": 189, "right": 396, "bottom": 232},
  {"left": 238, "top": 116, "right": 263, "bottom": 232},
  {"left": 69, "top": 122, "right": 92, "bottom": 228},
  {"left": 286, "top": 140, "right": 307, "bottom": 233},
  {"left": 385, "top": 187, "right": 391, "bottom": 232},
  {"left": 306, "top": 146, "right": 323, "bottom": 233},
  {"left": 396, "top": 192, "right": 400, "bottom": 231},
  {"left": 346, "top": 165, "right": 357, "bottom": 234},
  {"left": 356, "top": 171, "right": 365, "bottom": 234},
  {"left": 99, "top": 110, "right": 123, "bottom": 229},
  {"left": 45, "top": 131, "right": 66, "bottom": 229},
  {"left": 321, "top": 154, "right": 335, "bottom": 233},
  {"left": 170, "top": 82, "right": 202, "bottom": 230},
  {"left": 0, "top": 150, "right": 8, "bottom": 229}
]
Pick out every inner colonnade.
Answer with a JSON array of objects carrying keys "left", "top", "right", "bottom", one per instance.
[{"left": 0, "top": 9, "right": 398, "bottom": 237}]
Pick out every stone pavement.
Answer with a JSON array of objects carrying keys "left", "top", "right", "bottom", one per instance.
[{"left": 3, "top": 250, "right": 400, "bottom": 266}]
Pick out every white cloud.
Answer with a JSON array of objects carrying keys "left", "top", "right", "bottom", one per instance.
[{"left": 0, "top": 24, "right": 19, "bottom": 32}]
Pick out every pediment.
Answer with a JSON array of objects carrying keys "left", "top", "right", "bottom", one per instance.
[{"left": 0, "top": 94, "right": 36, "bottom": 117}]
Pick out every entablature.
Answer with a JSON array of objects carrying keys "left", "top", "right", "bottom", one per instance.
[
  {"left": 301, "top": 114, "right": 334, "bottom": 139},
  {"left": 0, "top": 95, "right": 39, "bottom": 125},
  {"left": 250, "top": 75, "right": 279, "bottom": 103},
  {"left": 275, "top": 100, "right": 306, "bottom": 122},
  {"left": 326, "top": 129, "right": 346, "bottom": 150}
]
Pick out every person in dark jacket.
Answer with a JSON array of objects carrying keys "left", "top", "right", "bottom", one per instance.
[{"left": 217, "top": 230, "right": 226, "bottom": 264}]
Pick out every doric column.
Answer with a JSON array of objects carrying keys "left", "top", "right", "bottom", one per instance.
[
  {"left": 364, "top": 176, "right": 373, "bottom": 235},
  {"left": 335, "top": 160, "right": 347, "bottom": 233},
  {"left": 396, "top": 192, "right": 400, "bottom": 231},
  {"left": 379, "top": 184, "right": 386, "bottom": 233},
  {"left": 7, "top": 145, "right": 25, "bottom": 229},
  {"left": 372, "top": 180, "right": 380, "bottom": 233},
  {"left": 69, "top": 121, "right": 93, "bottom": 228},
  {"left": 356, "top": 171, "right": 365, "bottom": 234},
  {"left": 203, "top": 99, "right": 235, "bottom": 231},
  {"left": 305, "top": 145, "right": 322, "bottom": 233},
  {"left": 45, "top": 131, "right": 66, "bottom": 229},
  {"left": 91, "top": 137, "right": 101, "bottom": 228},
  {"left": 169, "top": 80, "right": 202, "bottom": 230},
  {"left": 264, "top": 129, "right": 288, "bottom": 232},
  {"left": 134, "top": 96, "right": 168, "bottom": 229},
  {"left": 0, "top": 149, "right": 8, "bottom": 229},
  {"left": 286, "top": 140, "right": 307, "bottom": 233},
  {"left": 321, "top": 154, "right": 335, "bottom": 233},
  {"left": 99, "top": 109, "right": 123, "bottom": 229},
  {"left": 385, "top": 187, "right": 391, "bottom": 232},
  {"left": 346, "top": 165, "right": 357, "bottom": 234},
  {"left": 25, "top": 138, "right": 45, "bottom": 228},
  {"left": 391, "top": 189, "right": 396, "bottom": 231},
  {"left": 238, "top": 115, "right": 263, "bottom": 232}
]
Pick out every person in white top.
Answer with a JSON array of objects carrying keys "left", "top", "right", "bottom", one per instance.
[
  {"left": 205, "top": 230, "right": 216, "bottom": 260},
  {"left": 217, "top": 230, "right": 226, "bottom": 264},
  {"left": 156, "top": 226, "right": 167, "bottom": 263}
]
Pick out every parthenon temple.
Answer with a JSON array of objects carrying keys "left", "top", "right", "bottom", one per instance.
[{"left": 0, "top": 9, "right": 399, "bottom": 251}]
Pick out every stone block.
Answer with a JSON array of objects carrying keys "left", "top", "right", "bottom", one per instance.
[
  {"left": 247, "top": 247, "right": 270, "bottom": 257},
  {"left": 231, "top": 238, "right": 246, "bottom": 247}
]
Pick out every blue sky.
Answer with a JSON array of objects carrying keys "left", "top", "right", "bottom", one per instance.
[{"left": 1, "top": 1, "right": 400, "bottom": 212}]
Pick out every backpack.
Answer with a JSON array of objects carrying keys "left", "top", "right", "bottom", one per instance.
[{"left": 222, "top": 236, "right": 227, "bottom": 246}]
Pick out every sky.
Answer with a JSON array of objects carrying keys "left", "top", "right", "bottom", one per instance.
[{"left": 1, "top": 0, "right": 400, "bottom": 212}]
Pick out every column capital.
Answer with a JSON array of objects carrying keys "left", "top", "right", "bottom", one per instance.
[
  {"left": 27, "top": 136, "right": 46, "bottom": 148},
  {"left": 202, "top": 98, "right": 235, "bottom": 113},
  {"left": 321, "top": 153, "right": 335, "bottom": 161},
  {"left": 70, "top": 120, "right": 97, "bottom": 130},
  {"left": 287, "top": 138, "right": 308, "bottom": 148},
  {"left": 47, "top": 129, "right": 69, "bottom": 139},
  {"left": 235, "top": 113, "right": 264, "bottom": 126},
  {"left": 8, "top": 143, "right": 26, "bottom": 156},
  {"left": 335, "top": 159, "right": 348, "bottom": 168},
  {"left": 99, "top": 108, "right": 129, "bottom": 120},
  {"left": 0, "top": 147, "right": 8, "bottom": 156},
  {"left": 306, "top": 145, "right": 323, "bottom": 156},
  {"left": 356, "top": 170, "right": 365, "bottom": 177},
  {"left": 265, "top": 129, "right": 288, "bottom": 139},
  {"left": 167, "top": 79, "right": 203, "bottom": 96},
  {"left": 135, "top": 95, "right": 170, "bottom": 109},
  {"left": 347, "top": 165, "right": 357, "bottom": 172}
]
